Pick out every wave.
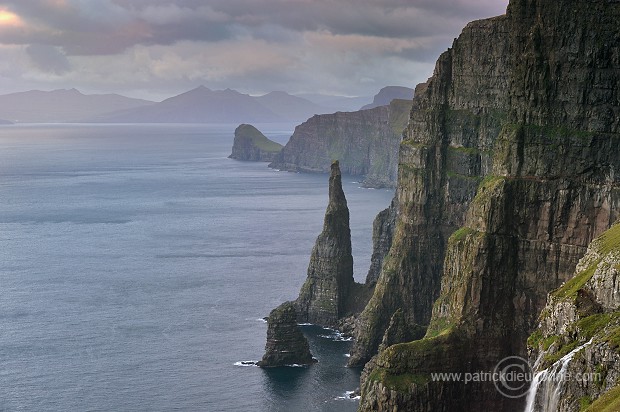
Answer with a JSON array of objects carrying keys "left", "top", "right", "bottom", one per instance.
[
  {"left": 318, "top": 329, "right": 353, "bottom": 341},
  {"left": 234, "top": 360, "right": 315, "bottom": 368},
  {"left": 233, "top": 361, "right": 258, "bottom": 367},
  {"left": 335, "top": 391, "right": 360, "bottom": 401}
]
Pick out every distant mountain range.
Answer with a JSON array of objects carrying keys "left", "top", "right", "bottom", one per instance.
[
  {"left": 0, "top": 89, "right": 153, "bottom": 123},
  {"left": 0, "top": 86, "right": 411, "bottom": 124},
  {"left": 93, "top": 87, "right": 331, "bottom": 124}
]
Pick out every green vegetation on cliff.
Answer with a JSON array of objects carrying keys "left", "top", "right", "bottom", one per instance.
[
  {"left": 229, "top": 124, "right": 283, "bottom": 162},
  {"left": 365, "top": 331, "right": 463, "bottom": 393},
  {"left": 584, "top": 385, "right": 620, "bottom": 412},
  {"left": 552, "top": 262, "right": 600, "bottom": 300},
  {"left": 235, "top": 124, "right": 282, "bottom": 152}
]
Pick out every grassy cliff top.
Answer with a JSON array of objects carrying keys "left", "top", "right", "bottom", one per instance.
[
  {"left": 585, "top": 385, "right": 620, "bottom": 412},
  {"left": 234, "top": 124, "right": 283, "bottom": 153}
]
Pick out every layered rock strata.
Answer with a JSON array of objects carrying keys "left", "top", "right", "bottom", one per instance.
[
  {"left": 296, "top": 161, "right": 356, "bottom": 327},
  {"left": 257, "top": 301, "right": 316, "bottom": 367},
  {"left": 354, "top": 0, "right": 620, "bottom": 410},
  {"left": 229, "top": 124, "right": 283, "bottom": 162},
  {"left": 269, "top": 99, "right": 411, "bottom": 188},
  {"left": 365, "top": 199, "right": 397, "bottom": 285}
]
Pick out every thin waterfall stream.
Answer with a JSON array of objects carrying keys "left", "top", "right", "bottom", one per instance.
[{"left": 524, "top": 339, "right": 593, "bottom": 412}]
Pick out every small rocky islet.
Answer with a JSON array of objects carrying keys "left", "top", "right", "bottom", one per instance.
[
  {"left": 228, "top": 123, "right": 282, "bottom": 162},
  {"left": 256, "top": 301, "right": 316, "bottom": 368}
]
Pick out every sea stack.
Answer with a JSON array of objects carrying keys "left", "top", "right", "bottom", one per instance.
[
  {"left": 229, "top": 124, "right": 283, "bottom": 162},
  {"left": 296, "top": 160, "right": 354, "bottom": 326},
  {"left": 257, "top": 301, "right": 316, "bottom": 368}
]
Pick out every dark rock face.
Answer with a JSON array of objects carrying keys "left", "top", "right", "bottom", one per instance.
[
  {"left": 355, "top": 0, "right": 620, "bottom": 410},
  {"left": 365, "top": 199, "right": 397, "bottom": 285},
  {"left": 296, "top": 161, "right": 355, "bottom": 327},
  {"left": 257, "top": 301, "right": 316, "bottom": 368},
  {"left": 269, "top": 99, "right": 411, "bottom": 188},
  {"left": 229, "top": 124, "right": 283, "bottom": 162}
]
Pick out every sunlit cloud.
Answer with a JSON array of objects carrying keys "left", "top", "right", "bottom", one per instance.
[{"left": 0, "top": 8, "right": 22, "bottom": 27}]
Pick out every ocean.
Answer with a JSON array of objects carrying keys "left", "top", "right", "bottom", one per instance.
[{"left": 0, "top": 124, "right": 393, "bottom": 412}]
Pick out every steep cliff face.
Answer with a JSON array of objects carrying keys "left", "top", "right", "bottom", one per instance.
[
  {"left": 257, "top": 301, "right": 316, "bottom": 367},
  {"left": 349, "top": 15, "right": 511, "bottom": 368},
  {"left": 296, "top": 161, "right": 356, "bottom": 326},
  {"left": 269, "top": 99, "right": 411, "bottom": 188},
  {"left": 525, "top": 222, "right": 620, "bottom": 411},
  {"left": 365, "top": 199, "right": 397, "bottom": 285},
  {"left": 355, "top": 0, "right": 620, "bottom": 410},
  {"left": 229, "top": 124, "right": 283, "bottom": 162}
]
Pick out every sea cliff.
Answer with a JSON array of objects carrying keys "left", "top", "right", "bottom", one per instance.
[
  {"left": 350, "top": 0, "right": 620, "bottom": 410},
  {"left": 269, "top": 99, "right": 411, "bottom": 188}
]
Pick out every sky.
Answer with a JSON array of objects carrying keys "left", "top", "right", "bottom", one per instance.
[{"left": 0, "top": 0, "right": 509, "bottom": 101}]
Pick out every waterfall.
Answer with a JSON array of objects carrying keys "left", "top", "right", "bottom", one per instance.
[{"left": 524, "top": 339, "right": 593, "bottom": 412}]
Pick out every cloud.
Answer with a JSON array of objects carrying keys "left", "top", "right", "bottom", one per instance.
[
  {"left": 0, "top": 0, "right": 510, "bottom": 98},
  {"left": 0, "top": 0, "right": 509, "bottom": 54},
  {"left": 26, "top": 43, "right": 71, "bottom": 74}
]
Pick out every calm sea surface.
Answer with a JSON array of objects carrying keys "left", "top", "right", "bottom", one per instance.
[{"left": 0, "top": 124, "right": 392, "bottom": 412}]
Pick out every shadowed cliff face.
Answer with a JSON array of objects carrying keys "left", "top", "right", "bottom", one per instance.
[
  {"left": 296, "top": 161, "right": 355, "bottom": 327},
  {"left": 354, "top": 0, "right": 620, "bottom": 410},
  {"left": 365, "top": 199, "right": 397, "bottom": 286}
]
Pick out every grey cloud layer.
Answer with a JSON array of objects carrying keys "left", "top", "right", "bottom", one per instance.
[
  {"left": 2, "top": 0, "right": 507, "bottom": 53},
  {"left": 0, "top": 0, "right": 508, "bottom": 97}
]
